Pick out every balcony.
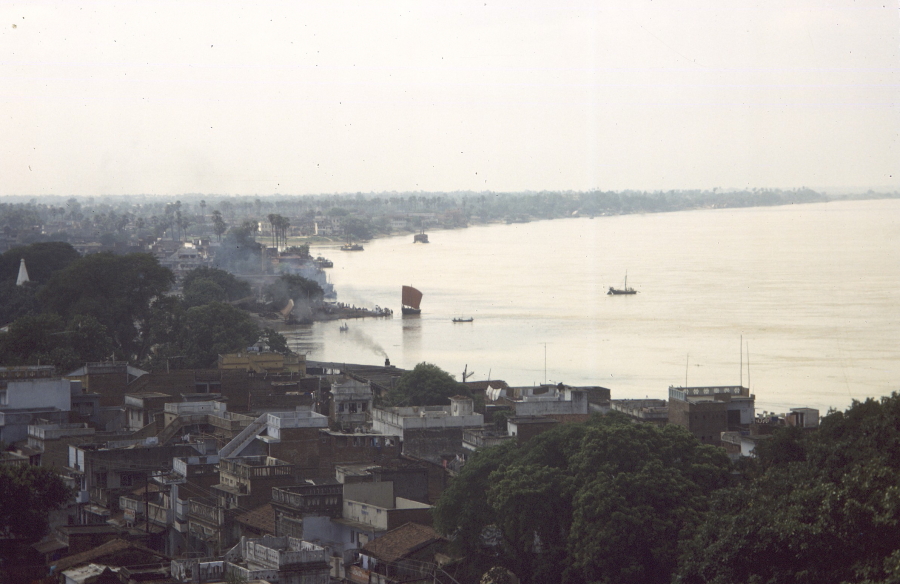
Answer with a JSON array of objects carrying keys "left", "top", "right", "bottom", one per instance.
[
  {"left": 189, "top": 498, "right": 226, "bottom": 527},
  {"left": 219, "top": 457, "right": 293, "bottom": 480},
  {"left": 149, "top": 501, "right": 173, "bottom": 526}
]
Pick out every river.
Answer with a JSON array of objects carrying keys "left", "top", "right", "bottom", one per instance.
[{"left": 285, "top": 198, "right": 900, "bottom": 415}]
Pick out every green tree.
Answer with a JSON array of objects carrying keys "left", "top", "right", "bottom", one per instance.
[
  {"left": 38, "top": 252, "right": 174, "bottom": 360},
  {"left": 260, "top": 327, "right": 291, "bottom": 355},
  {"left": 211, "top": 210, "right": 227, "bottom": 242},
  {"left": 283, "top": 244, "right": 310, "bottom": 257},
  {"left": 0, "top": 241, "right": 80, "bottom": 284},
  {"left": 433, "top": 416, "right": 730, "bottom": 584},
  {"left": 676, "top": 393, "right": 900, "bottom": 584},
  {"left": 0, "top": 464, "right": 73, "bottom": 541},
  {"left": 151, "top": 302, "right": 260, "bottom": 369},
  {"left": 182, "top": 266, "right": 252, "bottom": 303},
  {"left": 384, "top": 362, "right": 470, "bottom": 406}
]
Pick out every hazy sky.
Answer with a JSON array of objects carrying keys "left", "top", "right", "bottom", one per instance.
[{"left": 2, "top": 1, "right": 898, "bottom": 196}]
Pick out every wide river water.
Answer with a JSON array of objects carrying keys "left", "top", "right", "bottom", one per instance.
[{"left": 287, "top": 198, "right": 900, "bottom": 415}]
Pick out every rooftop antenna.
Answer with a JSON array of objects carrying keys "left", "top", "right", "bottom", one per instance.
[
  {"left": 740, "top": 335, "right": 743, "bottom": 388},
  {"left": 747, "top": 340, "right": 751, "bottom": 390},
  {"left": 462, "top": 364, "right": 474, "bottom": 382}
]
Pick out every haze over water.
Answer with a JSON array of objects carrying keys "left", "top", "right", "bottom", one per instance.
[{"left": 290, "top": 198, "right": 900, "bottom": 415}]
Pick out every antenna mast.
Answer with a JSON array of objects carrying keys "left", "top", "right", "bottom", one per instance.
[
  {"left": 544, "top": 343, "right": 547, "bottom": 385},
  {"left": 747, "top": 341, "right": 750, "bottom": 390}
]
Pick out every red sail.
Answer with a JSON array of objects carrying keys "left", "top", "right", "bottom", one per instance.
[{"left": 401, "top": 285, "right": 423, "bottom": 310}]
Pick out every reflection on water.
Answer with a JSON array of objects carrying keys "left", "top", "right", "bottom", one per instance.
[{"left": 287, "top": 199, "right": 900, "bottom": 415}]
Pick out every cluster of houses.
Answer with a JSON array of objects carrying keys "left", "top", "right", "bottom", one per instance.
[{"left": 0, "top": 353, "right": 615, "bottom": 584}]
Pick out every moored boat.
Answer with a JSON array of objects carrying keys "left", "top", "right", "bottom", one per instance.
[{"left": 452, "top": 317, "right": 474, "bottom": 323}]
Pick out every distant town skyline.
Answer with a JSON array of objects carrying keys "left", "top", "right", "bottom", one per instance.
[{"left": 2, "top": 1, "right": 898, "bottom": 197}]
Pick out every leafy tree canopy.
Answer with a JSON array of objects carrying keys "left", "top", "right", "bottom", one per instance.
[
  {"left": 0, "top": 464, "right": 73, "bottom": 542},
  {"left": 676, "top": 392, "right": 900, "bottom": 584},
  {"left": 432, "top": 415, "right": 730, "bottom": 584},
  {"left": 38, "top": 252, "right": 174, "bottom": 360},
  {"left": 0, "top": 241, "right": 80, "bottom": 284},
  {"left": 148, "top": 301, "right": 261, "bottom": 369},
  {"left": 182, "top": 266, "right": 252, "bottom": 305},
  {"left": 0, "top": 313, "right": 114, "bottom": 372},
  {"left": 384, "top": 362, "right": 471, "bottom": 407}
]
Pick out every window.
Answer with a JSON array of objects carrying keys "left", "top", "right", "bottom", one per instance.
[
  {"left": 349, "top": 403, "right": 358, "bottom": 413},
  {"left": 338, "top": 403, "right": 345, "bottom": 412},
  {"left": 361, "top": 402, "right": 367, "bottom": 412},
  {"left": 120, "top": 473, "right": 135, "bottom": 487}
]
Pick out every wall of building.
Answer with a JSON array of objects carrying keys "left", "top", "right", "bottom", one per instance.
[{"left": 3, "top": 378, "right": 71, "bottom": 410}]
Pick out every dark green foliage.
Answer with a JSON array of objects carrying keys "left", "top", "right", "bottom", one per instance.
[
  {"left": 182, "top": 266, "right": 252, "bottom": 307},
  {"left": 384, "top": 362, "right": 471, "bottom": 406},
  {"left": 283, "top": 245, "right": 310, "bottom": 257},
  {"left": 432, "top": 415, "right": 730, "bottom": 584},
  {"left": 0, "top": 313, "right": 113, "bottom": 371},
  {"left": 0, "top": 242, "right": 80, "bottom": 284},
  {"left": 260, "top": 327, "right": 291, "bottom": 355},
  {"left": 38, "top": 252, "right": 174, "bottom": 360},
  {"left": 0, "top": 465, "right": 73, "bottom": 542},
  {"left": 676, "top": 393, "right": 900, "bottom": 584},
  {"left": 0, "top": 242, "right": 81, "bottom": 325},
  {"left": 0, "top": 280, "right": 41, "bottom": 326},
  {"left": 343, "top": 217, "right": 372, "bottom": 240},
  {"left": 148, "top": 302, "right": 260, "bottom": 369}
]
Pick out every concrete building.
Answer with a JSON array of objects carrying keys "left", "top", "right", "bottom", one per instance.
[
  {"left": 300, "top": 481, "right": 432, "bottom": 580},
  {"left": 371, "top": 397, "right": 483, "bottom": 439},
  {"left": 610, "top": 399, "right": 669, "bottom": 425},
  {"left": 218, "top": 350, "right": 305, "bottom": 375},
  {"left": 0, "top": 373, "right": 74, "bottom": 443},
  {"left": 224, "top": 536, "right": 330, "bottom": 584},
  {"left": 372, "top": 397, "right": 483, "bottom": 467},
  {"left": 65, "top": 362, "right": 147, "bottom": 407},
  {"left": 354, "top": 522, "right": 448, "bottom": 584},
  {"left": 668, "top": 385, "right": 755, "bottom": 446},
  {"left": 329, "top": 378, "right": 373, "bottom": 432}
]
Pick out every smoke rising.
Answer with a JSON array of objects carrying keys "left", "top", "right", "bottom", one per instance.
[{"left": 349, "top": 328, "right": 388, "bottom": 358}]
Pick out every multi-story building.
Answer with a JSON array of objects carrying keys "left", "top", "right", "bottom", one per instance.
[
  {"left": 329, "top": 378, "right": 373, "bottom": 431},
  {"left": 667, "top": 385, "right": 755, "bottom": 446}
]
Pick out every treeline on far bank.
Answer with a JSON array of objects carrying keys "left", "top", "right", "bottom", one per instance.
[
  {"left": 435, "top": 393, "right": 900, "bottom": 584},
  {"left": 0, "top": 241, "right": 321, "bottom": 371}
]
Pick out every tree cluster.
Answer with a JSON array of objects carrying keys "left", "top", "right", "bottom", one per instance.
[
  {"left": 0, "top": 464, "right": 73, "bottom": 542},
  {"left": 0, "top": 243, "right": 288, "bottom": 372},
  {"left": 677, "top": 393, "right": 900, "bottom": 584},
  {"left": 436, "top": 395, "right": 900, "bottom": 584},
  {"left": 434, "top": 415, "right": 730, "bottom": 584},
  {"left": 383, "top": 362, "right": 471, "bottom": 406}
]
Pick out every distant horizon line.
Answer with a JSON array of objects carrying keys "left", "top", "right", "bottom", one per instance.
[{"left": 1, "top": 186, "right": 898, "bottom": 201}]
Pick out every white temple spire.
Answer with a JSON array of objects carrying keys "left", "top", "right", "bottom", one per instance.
[{"left": 16, "top": 258, "right": 30, "bottom": 286}]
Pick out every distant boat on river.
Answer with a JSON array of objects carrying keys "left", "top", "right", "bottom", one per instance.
[
  {"left": 452, "top": 317, "right": 473, "bottom": 323},
  {"left": 608, "top": 272, "right": 638, "bottom": 295},
  {"left": 341, "top": 235, "right": 363, "bottom": 251},
  {"left": 401, "top": 285, "right": 423, "bottom": 315}
]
